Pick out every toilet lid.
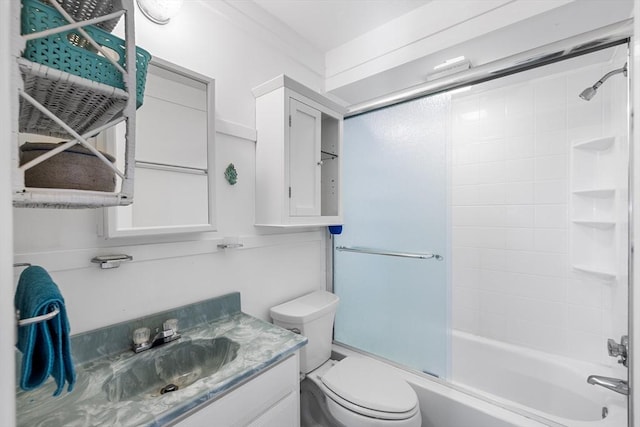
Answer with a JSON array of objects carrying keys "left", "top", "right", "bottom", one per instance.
[{"left": 321, "top": 357, "right": 418, "bottom": 414}]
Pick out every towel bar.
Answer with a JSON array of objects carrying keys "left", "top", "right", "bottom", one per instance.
[
  {"left": 13, "top": 263, "right": 32, "bottom": 268},
  {"left": 16, "top": 306, "right": 60, "bottom": 327},
  {"left": 335, "top": 246, "right": 444, "bottom": 261}
]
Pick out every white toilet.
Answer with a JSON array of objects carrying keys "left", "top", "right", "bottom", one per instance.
[{"left": 270, "top": 290, "right": 422, "bottom": 427}]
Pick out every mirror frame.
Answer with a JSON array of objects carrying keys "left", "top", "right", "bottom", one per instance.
[{"left": 102, "top": 57, "right": 216, "bottom": 238}]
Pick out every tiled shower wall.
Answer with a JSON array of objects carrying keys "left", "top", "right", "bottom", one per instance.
[{"left": 451, "top": 53, "right": 628, "bottom": 365}]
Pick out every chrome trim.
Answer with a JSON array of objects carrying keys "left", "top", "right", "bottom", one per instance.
[
  {"left": 136, "top": 160, "right": 208, "bottom": 175},
  {"left": 346, "top": 19, "right": 631, "bottom": 117},
  {"left": 336, "top": 245, "right": 443, "bottom": 261}
]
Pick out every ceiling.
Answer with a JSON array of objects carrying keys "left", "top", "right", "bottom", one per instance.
[{"left": 251, "top": 0, "right": 432, "bottom": 52}]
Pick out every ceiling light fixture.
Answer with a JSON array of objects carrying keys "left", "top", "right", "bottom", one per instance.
[{"left": 136, "top": 0, "right": 183, "bottom": 25}]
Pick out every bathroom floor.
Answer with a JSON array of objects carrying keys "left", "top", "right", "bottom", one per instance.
[{"left": 300, "top": 378, "right": 341, "bottom": 427}]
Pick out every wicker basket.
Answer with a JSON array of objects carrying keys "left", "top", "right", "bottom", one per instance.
[
  {"left": 18, "top": 58, "right": 129, "bottom": 138},
  {"left": 49, "top": 0, "right": 123, "bottom": 32},
  {"left": 20, "top": 142, "right": 117, "bottom": 192},
  {"left": 21, "top": 0, "right": 151, "bottom": 107}
]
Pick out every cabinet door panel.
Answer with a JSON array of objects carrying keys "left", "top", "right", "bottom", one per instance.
[
  {"left": 289, "top": 98, "right": 321, "bottom": 216},
  {"left": 247, "top": 391, "right": 299, "bottom": 427}
]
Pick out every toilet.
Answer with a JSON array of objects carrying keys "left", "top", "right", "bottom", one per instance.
[{"left": 270, "top": 290, "right": 422, "bottom": 427}]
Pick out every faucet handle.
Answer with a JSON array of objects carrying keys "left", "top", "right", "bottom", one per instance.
[
  {"left": 607, "top": 335, "right": 628, "bottom": 367},
  {"left": 133, "top": 327, "right": 150, "bottom": 345},
  {"left": 163, "top": 318, "right": 178, "bottom": 332}
]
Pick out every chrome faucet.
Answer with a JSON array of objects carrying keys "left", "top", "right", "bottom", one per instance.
[
  {"left": 587, "top": 375, "right": 629, "bottom": 395},
  {"left": 132, "top": 318, "right": 181, "bottom": 353}
]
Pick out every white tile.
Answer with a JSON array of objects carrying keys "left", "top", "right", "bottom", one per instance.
[
  {"left": 534, "top": 77, "right": 567, "bottom": 108},
  {"left": 535, "top": 105, "right": 566, "bottom": 133},
  {"left": 534, "top": 228, "right": 568, "bottom": 253},
  {"left": 504, "top": 158, "right": 534, "bottom": 182},
  {"left": 508, "top": 297, "right": 567, "bottom": 328},
  {"left": 505, "top": 228, "right": 535, "bottom": 251},
  {"left": 505, "top": 114, "right": 535, "bottom": 138},
  {"left": 567, "top": 123, "right": 603, "bottom": 144},
  {"left": 479, "top": 269, "right": 512, "bottom": 294},
  {"left": 534, "top": 205, "right": 567, "bottom": 228},
  {"left": 452, "top": 246, "right": 480, "bottom": 268},
  {"left": 476, "top": 140, "right": 505, "bottom": 163},
  {"left": 475, "top": 227, "right": 506, "bottom": 249},
  {"left": 505, "top": 251, "right": 567, "bottom": 277},
  {"left": 452, "top": 267, "right": 480, "bottom": 288},
  {"left": 479, "top": 290, "right": 510, "bottom": 315},
  {"left": 504, "top": 205, "right": 534, "bottom": 228},
  {"left": 479, "top": 248, "right": 506, "bottom": 271},
  {"left": 452, "top": 185, "right": 479, "bottom": 206},
  {"left": 565, "top": 331, "right": 606, "bottom": 364},
  {"left": 534, "top": 180, "right": 567, "bottom": 204},
  {"left": 567, "top": 278, "right": 603, "bottom": 309},
  {"left": 477, "top": 161, "right": 505, "bottom": 184},
  {"left": 567, "top": 305, "right": 603, "bottom": 334},
  {"left": 452, "top": 306, "right": 479, "bottom": 334},
  {"left": 535, "top": 130, "right": 568, "bottom": 156},
  {"left": 479, "top": 312, "right": 509, "bottom": 341},
  {"left": 505, "top": 134, "right": 535, "bottom": 159},
  {"left": 568, "top": 98, "right": 603, "bottom": 130},
  {"left": 476, "top": 184, "right": 505, "bottom": 205},
  {"left": 505, "top": 182, "right": 534, "bottom": 205},
  {"left": 510, "top": 274, "right": 566, "bottom": 303},
  {"left": 535, "top": 155, "right": 567, "bottom": 181},
  {"left": 453, "top": 287, "right": 479, "bottom": 310},
  {"left": 507, "top": 319, "right": 567, "bottom": 355},
  {"left": 452, "top": 164, "right": 479, "bottom": 186},
  {"left": 452, "top": 227, "right": 479, "bottom": 247},
  {"left": 505, "top": 85, "right": 534, "bottom": 118}
]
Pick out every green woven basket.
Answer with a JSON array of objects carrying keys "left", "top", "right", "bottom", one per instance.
[{"left": 21, "top": 0, "right": 151, "bottom": 108}]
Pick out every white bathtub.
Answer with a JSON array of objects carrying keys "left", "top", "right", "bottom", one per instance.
[
  {"left": 450, "top": 330, "right": 627, "bottom": 426},
  {"left": 333, "top": 332, "right": 627, "bottom": 427}
]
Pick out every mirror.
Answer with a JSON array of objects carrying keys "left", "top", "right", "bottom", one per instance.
[{"left": 103, "top": 58, "right": 216, "bottom": 237}]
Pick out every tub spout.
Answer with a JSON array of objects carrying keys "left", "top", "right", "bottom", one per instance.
[{"left": 587, "top": 375, "right": 629, "bottom": 395}]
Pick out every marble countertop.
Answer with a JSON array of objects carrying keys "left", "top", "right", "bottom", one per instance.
[{"left": 16, "top": 311, "right": 307, "bottom": 427}]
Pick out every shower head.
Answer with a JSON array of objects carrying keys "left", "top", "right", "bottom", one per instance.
[
  {"left": 579, "top": 62, "right": 628, "bottom": 101},
  {"left": 579, "top": 86, "right": 598, "bottom": 101}
]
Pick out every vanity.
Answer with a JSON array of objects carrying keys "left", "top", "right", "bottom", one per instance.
[{"left": 16, "top": 293, "right": 307, "bottom": 426}]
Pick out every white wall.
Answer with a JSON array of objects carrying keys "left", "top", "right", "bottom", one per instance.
[
  {"left": 1, "top": 0, "right": 16, "bottom": 425},
  {"left": 12, "top": 1, "right": 328, "bottom": 335},
  {"left": 451, "top": 49, "right": 629, "bottom": 365}
]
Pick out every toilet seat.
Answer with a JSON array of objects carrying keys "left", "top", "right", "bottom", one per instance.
[{"left": 315, "top": 357, "right": 419, "bottom": 421}]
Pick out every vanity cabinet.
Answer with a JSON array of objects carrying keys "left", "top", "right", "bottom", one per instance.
[
  {"left": 172, "top": 352, "right": 300, "bottom": 427},
  {"left": 253, "top": 75, "right": 344, "bottom": 227}
]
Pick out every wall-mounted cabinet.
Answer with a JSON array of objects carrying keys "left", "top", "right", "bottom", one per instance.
[
  {"left": 253, "top": 75, "right": 344, "bottom": 227},
  {"left": 103, "top": 58, "right": 216, "bottom": 237}
]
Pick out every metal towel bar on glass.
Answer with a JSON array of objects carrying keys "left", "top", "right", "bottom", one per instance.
[{"left": 335, "top": 246, "right": 443, "bottom": 261}]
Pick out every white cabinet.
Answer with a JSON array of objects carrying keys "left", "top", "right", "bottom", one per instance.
[
  {"left": 172, "top": 352, "right": 300, "bottom": 427},
  {"left": 253, "top": 75, "right": 344, "bottom": 227},
  {"left": 103, "top": 58, "right": 216, "bottom": 237}
]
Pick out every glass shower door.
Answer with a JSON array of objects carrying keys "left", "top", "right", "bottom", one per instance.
[{"left": 333, "top": 94, "right": 450, "bottom": 377}]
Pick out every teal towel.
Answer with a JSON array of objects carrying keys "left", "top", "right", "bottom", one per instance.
[{"left": 14, "top": 266, "right": 76, "bottom": 396}]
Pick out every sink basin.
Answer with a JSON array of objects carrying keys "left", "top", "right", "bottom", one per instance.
[{"left": 103, "top": 337, "right": 240, "bottom": 402}]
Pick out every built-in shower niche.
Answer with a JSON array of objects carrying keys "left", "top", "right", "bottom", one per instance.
[{"left": 570, "top": 136, "right": 618, "bottom": 279}]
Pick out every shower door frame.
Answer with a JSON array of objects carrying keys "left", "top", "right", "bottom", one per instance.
[{"left": 329, "top": 18, "right": 635, "bottom": 427}]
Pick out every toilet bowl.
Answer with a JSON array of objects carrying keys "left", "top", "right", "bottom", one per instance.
[{"left": 270, "top": 290, "right": 421, "bottom": 427}]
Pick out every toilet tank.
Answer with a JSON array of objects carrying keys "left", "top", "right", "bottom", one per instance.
[{"left": 270, "top": 290, "right": 339, "bottom": 374}]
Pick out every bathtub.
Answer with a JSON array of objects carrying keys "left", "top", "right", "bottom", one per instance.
[
  {"left": 451, "top": 330, "right": 627, "bottom": 426},
  {"left": 333, "top": 332, "right": 627, "bottom": 427}
]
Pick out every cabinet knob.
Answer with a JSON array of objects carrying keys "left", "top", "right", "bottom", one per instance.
[{"left": 317, "top": 161, "right": 324, "bottom": 166}]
